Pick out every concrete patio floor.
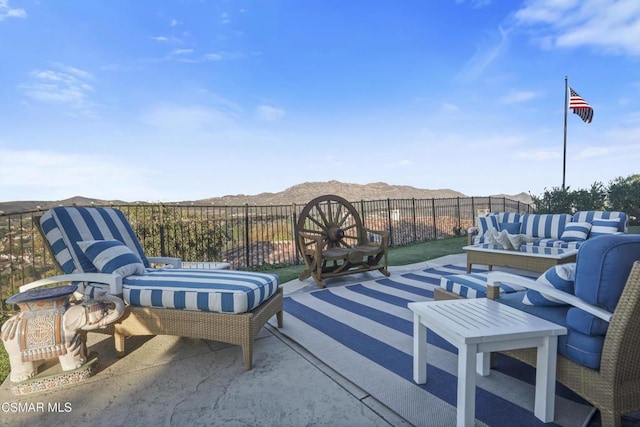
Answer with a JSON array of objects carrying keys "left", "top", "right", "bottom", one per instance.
[
  {"left": 0, "top": 256, "right": 469, "bottom": 427},
  {"left": 1, "top": 253, "right": 632, "bottom": 426}
]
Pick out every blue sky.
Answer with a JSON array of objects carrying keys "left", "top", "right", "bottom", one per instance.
[{"left": 1, "top": 0, "right": 639, "bottom": 202}]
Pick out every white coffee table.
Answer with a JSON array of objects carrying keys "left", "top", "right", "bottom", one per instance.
[{"left": 408, "top": 298, "right": 567, "bottom": 427}]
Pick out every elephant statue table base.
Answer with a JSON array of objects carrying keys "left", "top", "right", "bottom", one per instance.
[
  {"left": 2, "top": 284, "right": 124, "bottom": 396},
  {"left": 8, "top": 352, "right": 99, "bottom": 396}
]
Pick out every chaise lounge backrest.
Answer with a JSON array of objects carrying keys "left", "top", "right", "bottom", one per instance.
[{"left": 40, "top": 207, "right": 151, "bottom": 274}]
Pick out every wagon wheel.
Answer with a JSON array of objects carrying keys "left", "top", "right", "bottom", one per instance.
[{"left": 296, "top": 195, "right": 363, "bottom": 256}]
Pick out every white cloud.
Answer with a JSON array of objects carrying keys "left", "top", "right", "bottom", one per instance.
[
  {"left": 577, "top": 147, "right": 608, "bottom": 158},
  {"left": 221, "top": 12, "right": 230, "bottom": 25},
  {"left": 140, "top": 104, "right": 237, "bottom": 131},
  {"left": 0, "top": 0, "right": 26, "bottom": 21},
  {"left": 255, "top": 105, "right": 285, "bottom": 122},
  {"left": 0, "top": 148, "right": 156, "bottom": 201},
  {"left": 457, "top": 26, "right": 510, "bottom": 80},
  {"left": 170, "top": 48, "right": 193, "bottom": 56},
  {"left": 500, "top": 90, "right": 541, "bottom": 104},
  {"left": 516, "top": 151, "right": 561, "bottom": 160},
  {"left": 170, "top": 19, "right": 182, "bottom": 27},
  {"left": 514, "top": 0, "right": 640, "bottom": 56},
  {"left": 20, "top": 65, "right": 96, "bottom": 114}
]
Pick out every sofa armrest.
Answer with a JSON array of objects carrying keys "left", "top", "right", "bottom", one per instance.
[
  {"left": 487, "top": 271, "right": 612, "bottom": 322},
  {"left": 467, "top": 227, "right": 479, "bottom": 245},
  {"left": 147, "top": 256, "right": 182, "bottom": 268},
  {"left": 19, "top": 273, "right": 124, "bottom": 295}
]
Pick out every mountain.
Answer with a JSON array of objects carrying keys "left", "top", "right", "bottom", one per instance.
[
  {"left": 0, "top": 181, "right": 532, "bottom": 214},
  {"left": 191, "top": 180, "right": 468, "bottom": 206}
]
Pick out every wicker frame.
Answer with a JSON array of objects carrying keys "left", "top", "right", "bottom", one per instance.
[
  {"left": 488, "top": 262, "right": 640, "bottom": 427},
  {"left": 464, "top": 245, "right": 577, "bottom": 273},
  {"left": 436, "top": 262, "right": 640, "bottom": 426},
  {"left": 31, "top": 215, "right": 284, "bottom": 371}
]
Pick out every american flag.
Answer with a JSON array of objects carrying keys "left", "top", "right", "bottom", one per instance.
[{"left": 569, "top": 87, "right": 593, "bottom": 123}]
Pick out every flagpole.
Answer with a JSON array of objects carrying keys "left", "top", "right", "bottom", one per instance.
[{"left": 562, "top": 76, "right": 568, "bottom": 191}]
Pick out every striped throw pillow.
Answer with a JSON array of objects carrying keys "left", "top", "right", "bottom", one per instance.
[
  {"left": 523, "top": 263, "right": 576, "bottom": 306},
  {"left": 476, "top": 215, "right": 499, "bottom": 235},
  {"left": 77, "top": 239, "right": 146, "bottom": 277},
  {"left": 560, "top": 222, "right": 592, "bottom": 242},
  {"left": 590, "top": 219, "right": 621, "bottom": 238}
]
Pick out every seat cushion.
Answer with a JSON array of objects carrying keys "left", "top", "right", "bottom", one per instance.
[
  {"left": 498, "top": 292, "right": 603, "bottom": 369},
  {"left": 122, "top": 269, "right": 280, "bottom": 314},
  {"left": 440, "top": 272, "right": 526, "bottom": 299},
  {"left": 41, "top": 207, "right": 151, "bottom": 273}
]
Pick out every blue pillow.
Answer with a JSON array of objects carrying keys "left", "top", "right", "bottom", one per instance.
[
  {"left": 499, "top": 222, "right": 521, "bottom": 234},
  {"left": 523, "top": 263, "right": 576, "bottom": 306},
  {"left": 590, "top": 219, "right": 620, "bottom": 237},
  {"left": 77, "top": 239, "right": 146, "bottom": 277},
  {"left": 560, "top": 222, "right": 591, "bottom": 242}
]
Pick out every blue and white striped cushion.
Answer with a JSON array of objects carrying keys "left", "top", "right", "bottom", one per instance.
[
  {"left": 77, "top": 239, "right": 146, "bottom": 277},
  {"left": 573, "top": 211, "right": 628, "bottom": 233},
  {"left": 476, "top": 215, "right": 499, "bottom": 235},
  {"left": 439, "top": 272, "right": 526, "bottom": 299},
  {"left": 496, "top": 212, "right": 521, "bottom": 224},
  {"left": 560, "top": 222, "right": 591, "bottom": 242},
  {"left": 590, "top": 219, "right": 621, "bottom": 237},
  {"left": 523, "top": 263, "right": 576, "bottom": 306},
  {"left": 122, "top": 269, "right": 279, "bottom": 314},
  {"left": 520, "top": 214, "right": 572, "bottom": 239},
  {"left": 41, "top": 207, "right": 150, "bottom": 274}
]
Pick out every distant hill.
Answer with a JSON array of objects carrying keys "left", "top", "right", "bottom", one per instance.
[{"left": 0, "top": 181, "right": 532, "bottom": 214}]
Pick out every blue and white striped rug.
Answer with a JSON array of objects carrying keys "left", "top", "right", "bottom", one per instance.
[{"left": 276, "top": 264, "right": 595, "bottom": 427}]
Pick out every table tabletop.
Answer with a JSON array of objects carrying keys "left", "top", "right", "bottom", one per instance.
[{"left": 408, "top": 298, "right": 567, "bottom": 344}]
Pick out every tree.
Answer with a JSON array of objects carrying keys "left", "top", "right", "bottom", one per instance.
[{"left": 608, "top": 175, "right": 640, "bottom": 225}]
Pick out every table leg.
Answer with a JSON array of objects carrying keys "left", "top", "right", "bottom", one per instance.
[
  {"left": 413, "top": 312, "right": 427, "bottom": 384},
  {"left": 458, "top": 344, "right": 477, "bottom": 427},
  {"left": 476, "top": 352, "right": 490, "bottom": 376},
  {"left": 534, "top": 336, "right": 559, "bottom": 422}
]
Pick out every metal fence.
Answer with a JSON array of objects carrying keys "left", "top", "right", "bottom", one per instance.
[{"left": 0, "top": 196, "right": 531, "bottom": 312}]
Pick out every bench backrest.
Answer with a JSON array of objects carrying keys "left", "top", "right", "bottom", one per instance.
[{"left": 40, "top": 207, "right": 150, "bottom": 274}]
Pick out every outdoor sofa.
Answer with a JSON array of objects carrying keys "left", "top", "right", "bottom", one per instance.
[{"left": 468, "top": 210, "right": 628, "bottom": 250}]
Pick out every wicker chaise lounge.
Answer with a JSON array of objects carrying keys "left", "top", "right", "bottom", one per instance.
[{"left": 26, "top": 206, "right": 283, "bottom": 371}]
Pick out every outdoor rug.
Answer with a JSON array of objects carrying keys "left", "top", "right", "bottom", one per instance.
[{"left": 273, "top": 264, "right": 596, "bottom": 427}]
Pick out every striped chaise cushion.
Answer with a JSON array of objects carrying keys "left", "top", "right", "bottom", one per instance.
[
  {"left": 41, "top": 206, "right": 150, "bottom": 274},
  {"left": 520, "top": 213, "right": 572, "bottom": 239},
  {"left": 439, "top": 272, "right": 526, "bottom": 299},
  {"left": 572, "top": 210, "right": 628, "bottom": 233},
  {"left": 123, "top": 269, "right": 279, "bottom": 314}
]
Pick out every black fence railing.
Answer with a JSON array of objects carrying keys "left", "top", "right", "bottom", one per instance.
[{"left": 0, "top": 197, "right": 531, "bottom": 313}]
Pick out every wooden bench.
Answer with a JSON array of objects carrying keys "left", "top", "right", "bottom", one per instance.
[{"left": 296, "top": 195, "right": 390, "bottom": 288}]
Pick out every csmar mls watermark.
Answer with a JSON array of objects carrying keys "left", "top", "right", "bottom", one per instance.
[{"left": 1, "top": 401, "right": 72, "bottom": 413}]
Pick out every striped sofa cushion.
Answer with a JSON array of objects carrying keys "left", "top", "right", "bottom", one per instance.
[
  {"left": 439, "top": 272, "right": 526, "bottom": 299},
  {"left": 520, "top": 213, "right": 572, "bottom": 239},
  {"left": 41, "top": 207, "right": 150, "bottom": 274},
  {"left": 122, "top": 269, "right": 279, "bottom": 314},
  {"left": 476, "top": 215, "right": 499, "bottom": 235},
  {"left": 496, "top": 212, "right": 521, "bottom": 224},
  {"left": 573, "top": 210, "right": 628, "bottom": 233}
]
